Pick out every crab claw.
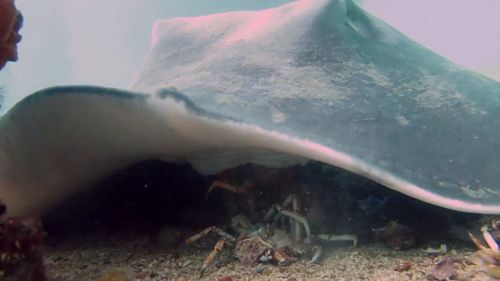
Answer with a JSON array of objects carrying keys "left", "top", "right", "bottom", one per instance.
[
  {"left": 468, "top": 232, "right": 500, "bottom": 260},
  {"left": 308, "top": 245, "right": 322, "bottom": 264},
  {"left": 272, "top": 249, "right": 294, "bottom": 266}
]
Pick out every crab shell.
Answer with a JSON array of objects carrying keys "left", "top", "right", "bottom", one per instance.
[{"left": 234, "top": 235, "right": 274, "bottom": 266}]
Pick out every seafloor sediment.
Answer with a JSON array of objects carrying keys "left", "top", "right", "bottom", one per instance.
[{"left": 44, "top": 234, "right": 490, "bottom": 281}]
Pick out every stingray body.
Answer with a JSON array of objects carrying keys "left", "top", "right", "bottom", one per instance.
[{"left": 1, "top": 0, "right": 500, "bottom": 215}]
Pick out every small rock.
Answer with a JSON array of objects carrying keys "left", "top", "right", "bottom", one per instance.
[
  {"left": 98, "top": 268, "right": 133, "bottom": 281},
  {"left": 431, "top": 257, "right": 460, "bottom": 281},
  {"left": 135, "top": 272, "right": 146, "bottom": 279},
  {"left": 394, "top": 260, "right": 412, "bottom": 272}
]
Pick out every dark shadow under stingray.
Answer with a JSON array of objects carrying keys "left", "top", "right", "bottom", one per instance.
[{"left": 42, "top": 160, "right": 481, "bottom": 248}]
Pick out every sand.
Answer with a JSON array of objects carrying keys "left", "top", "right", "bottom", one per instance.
[{"left": 43, "top": 234, "right": 491, "bottom": 281}]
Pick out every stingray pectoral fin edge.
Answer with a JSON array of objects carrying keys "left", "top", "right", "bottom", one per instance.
[{"left": 0, "top": 86, "right": 499, "bottom": 215}]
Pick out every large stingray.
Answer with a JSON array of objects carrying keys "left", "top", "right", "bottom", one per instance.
[{"left": 1, "top": 0, "right": 500, "bottom": 216}]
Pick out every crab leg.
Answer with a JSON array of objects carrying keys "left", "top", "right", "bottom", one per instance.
[
  {"left": 282, "top": 194, "right": 295, "bottom": 206},
  {"left": 481, "top": 225, "right": 499, "bottom": 252},
  {"left": 275, "top": 206, "right": 312, "bottom": 240},
  {"left": 264, "top": 194, "right": 308, "bottom": 241},
  {"left": 264, "top": 205, "right": 278, "bottom": 222},
  {"left": 200, "top": 239, "right": 226, "bottom": 277},
  {"left": 185, "top": 226, "right": 236, "bottom": 244},
  {"left": 281, "top": 194, "right": 298, "bottom": 239},
  {"left": 317, "top": 234, "right": 358, "bottom": 247},
  {"left": 185, "top": 227, "right": 237, "bottom": 276},
  {"left": 292, "top": 194, "right": 302, "bottom": 241},
  {"left": 205, "top": 180, "right": 248, "bottom": 200},
  {"left": 265, "top": 195, "right": 293, "bottom": 221},
  {"left": 469, "top": 232, "right": 500, "bottom": 259}
]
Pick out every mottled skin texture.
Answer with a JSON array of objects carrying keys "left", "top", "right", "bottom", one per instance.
[
  {"left": 0, "top": 201, "right": 47, "bottom": 281},
  {"left": 0, "top": 0, "right": 22, "bottom": 70}
]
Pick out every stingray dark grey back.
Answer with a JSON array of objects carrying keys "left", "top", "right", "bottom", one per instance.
[{"left": 133, "top": 0, "right": 500, "bottom": 211}]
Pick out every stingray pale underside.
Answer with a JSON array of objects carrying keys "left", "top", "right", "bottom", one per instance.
[{"left": 1, "top": 0, "right": 500, "bottom": 215}]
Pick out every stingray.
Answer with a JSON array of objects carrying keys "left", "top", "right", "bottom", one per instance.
[{"left": 1, "top": 0, "right": 500, "bottom": 216}]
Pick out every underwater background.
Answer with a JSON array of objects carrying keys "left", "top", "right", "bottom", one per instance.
[
  {"left": 0, "top": 1, "right": 499, "bottom": 280},
  {"left": 1, "top": 0, "right": 499, "bottom": 112}
]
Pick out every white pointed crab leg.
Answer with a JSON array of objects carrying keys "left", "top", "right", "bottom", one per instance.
[
  {"left": 264, "top": 205, "right": 278, "bottom": 221},
  {"left": 292, "top": 194, "right": 302, "bottom": 241},
  {"left": 317, "top": 234, "right": 358, "bottom": 247},
  {"left": 265, "top": 194, "right": 304, "bottom": 240},
  {"left": 275, "top": 206, "right": 311, "bottom": 240},
  {"left": 468, "top": 232, "right": 500, "bottom": 259},
  {"left": 281, "top": 194, "right": 297, "bottom": 239},
  {"left": 424, "top": 243, "right": 447, "bottom": 254},
  {"left": 481, "top": 225, "right": 499, "bottom": 252}
]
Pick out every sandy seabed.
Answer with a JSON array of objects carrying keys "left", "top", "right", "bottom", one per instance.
[{"left": 43, "top": 234, "right": 491, "bottom": 281}]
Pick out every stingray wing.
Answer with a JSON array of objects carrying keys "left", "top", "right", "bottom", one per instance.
[
  {"left": 132, "top": 0, "right": 500, "bottom": 212},
  {"left": 1, "top": 0, "right": 500, "bottom": 215}
]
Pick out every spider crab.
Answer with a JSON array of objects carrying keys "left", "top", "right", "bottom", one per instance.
[
  {"left": 186, "top": 170, "right": 358, "bottom": 276},
  {"left": 468, "top": 218, "right": 499, "bottom": 279}
]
